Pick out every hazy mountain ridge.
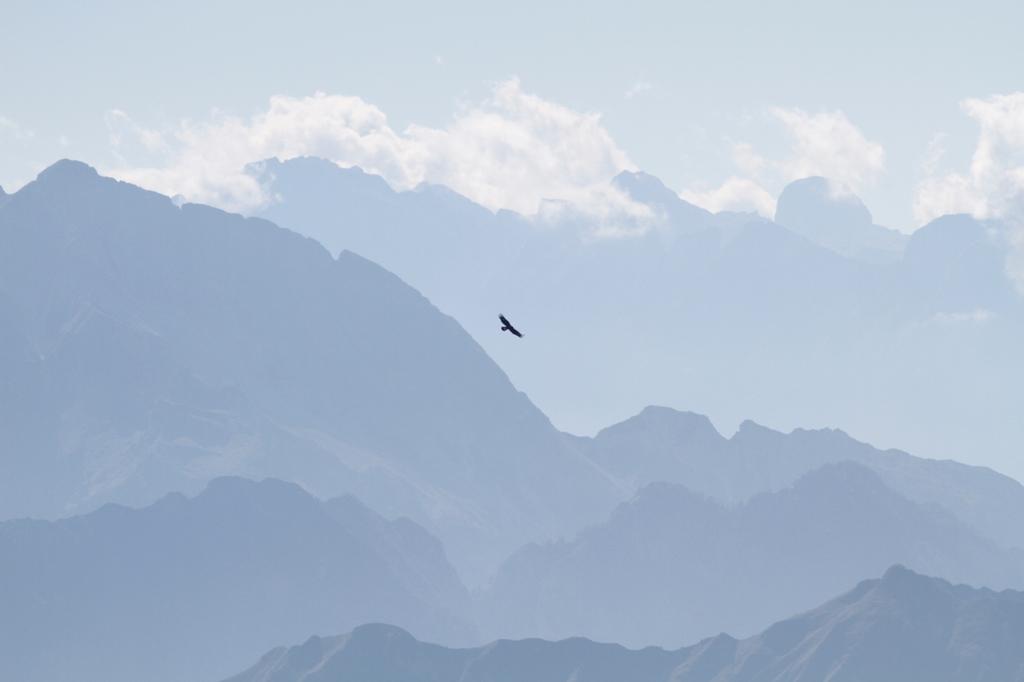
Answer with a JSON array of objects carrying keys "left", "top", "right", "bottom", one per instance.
[
  {"left": 0, "top": 476, "right": 476, "bottom": 682},
  {"left": 583, "top": 405, "right": 1024, "bottom": 551},
  {"left": 0, "top": 160, "right": 618, "bottom": 583},
  {"left": 774, "top": 176, "right": 907, "bottom": 263},
  {"left": 253, "top": 157, "right": 1024, "bottom": 481},
  {"left": 5, "top": 160, "right": 1024, "bottom": 681},
  {"left": 225, "top": 566, "right": 1024, "bottom": 682},
  {"left": 480, "top": 461, "right": 1024, "bottom": 648}
]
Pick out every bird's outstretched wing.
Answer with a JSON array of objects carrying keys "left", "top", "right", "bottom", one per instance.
[{"left": 499, "top": 314, "right": 524, "bottom": 338}]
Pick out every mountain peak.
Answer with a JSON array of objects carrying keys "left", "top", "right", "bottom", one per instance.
[
  {"left": 595, "top": 406, "right": 725, "bottom": 450},
  {"left": 635, "top": 405, "right": 718, "bottom": 430},
  {"left": 35, "top": 158, "right": 102, "bottom": 186},
  {"left": 250, "top": 156, "right": 395, "bottom": 198},
  {"left": 732, "top": 419, "right": 781, "bottom": 441},
  {"left": 791, "top": 459, "right": 888, "bottom": 493},
  {"left": 776, "top": 176, "right": 872, "bottom": 226},
  {"left": 881, "top": 563, "right": 917, "bottom": 583},
  {"left": 613, "top": 169, "right": 712, "bottom": 230},
  {"left": 774, "top": 176, "right": 906, "bottom": 262},
  {"left": 613, "top": 170, "right": 677, "bottom": 203}
]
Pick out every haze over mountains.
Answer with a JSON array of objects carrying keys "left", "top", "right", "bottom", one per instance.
[
  {"left": 773, "top": 176, "right": 907, "bottom": 263},
  {"left": 0, "top": 159, "right": 615, "bottom": 583},
  {"left": 4, "top": 159, "right": 1024, "bottom": 681},
  {"left": 583, "top": 406, "right": 1024, "bottom": 551},
  {"left": 0, "top": 477, "right": 475, "bottom": 682},
  {"left": 481, "top": 461, "right": 1024, "bottom": 647},
  {"left": 226, "top": 567, "right": 1024, "bottom": 682},
  {"left": 253, "top": 156, "right": 1024, "bottom": 482}
]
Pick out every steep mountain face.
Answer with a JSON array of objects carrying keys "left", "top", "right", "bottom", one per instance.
[
  {"left": 0, "top": 160, "right": 617, "bottom": 583},
  {"left": 479, "top": 462, "right": 1023, "bottom": 648},
  {"left": 0, "top": 477, "right": 476, "bottom": 682},
  {"left": 224, "top": 567, "right": 1024, "bottom": 682},
  {"left": 252, "top": 157, "right": 1024, "bottom": 483},
  {"left": 774, "top": 176, "right": 907, "bottom": 262},
  {"left": 585, "top": 406, "right": 1024, "bottom": 551}
]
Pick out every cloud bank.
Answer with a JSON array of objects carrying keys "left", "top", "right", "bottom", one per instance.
[
  {"left": 105, "top": 79, "right": 645, "bottom": 227},
  {"left": 914, "top": 93, "right": 1024, "bottom": 291},
  {"left": 681, "top": 108, "right": 885, "bottom": 216},
  {"left": 914, "top": 93, "right": 1024, "bottom": 223}
]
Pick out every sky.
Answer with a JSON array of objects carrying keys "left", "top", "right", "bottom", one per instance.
[{"left": 2, "top": 0, "right": 1024, "bottom": 231}]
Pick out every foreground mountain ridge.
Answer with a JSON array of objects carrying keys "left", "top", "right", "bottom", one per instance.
[{"left": 225, "top": 566, "right": 1024, "bottom": 682}]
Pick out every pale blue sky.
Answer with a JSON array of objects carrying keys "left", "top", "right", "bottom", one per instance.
[{"left": 2, "top": 0, "right": 1022, "bottom": 229}]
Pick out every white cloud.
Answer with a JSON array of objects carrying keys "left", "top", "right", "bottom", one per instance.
[
  {"left": 104, "top": 79, "right": 645, "bottom": 231},
  {"left": 913, "top": 93, "right": 1024, "bottom": 224},
  {"left": 680, "top": 176, "right": 775, "bottom": 216},
  {"left": 913, "top": 93, "right": 1024, "bottom": 292},
  {"left": 682, "top": 107, "right": 885, "bottom": 218},
  {"left": 0, "top": 116, "right": 34, "bottom": 142},
  {"left": 769, "top": 107, "right": 885, "bottom": 192},
  {"left": 919, "top": 132, "right": 948, "bottom": 177},
  {"left": 930, "top": 308, "right": 996, "bottom": 325},
  {"left": 624, "top": 81, "right": 653, "bottom": 100}
]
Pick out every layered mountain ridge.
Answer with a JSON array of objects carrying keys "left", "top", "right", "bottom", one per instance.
[
  {"left": 0, "top": 159, "right": 617, "bottom": 583},
  {"left": 480, "top": 460, "right": 1024, "bottom": 647},
  {"left": 225, "top": 566, "right": 1024, "bottom": 682},
  {"left": 252, "top": 156, "right": 1024, "bottom": 482},
  {"left": 0, "top": 476, "right": 476, "bottom": 682}
]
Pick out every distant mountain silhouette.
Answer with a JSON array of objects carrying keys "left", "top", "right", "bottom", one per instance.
[
  {"left": 480, "top": 462, "right": 1024, "bottom": 647},
  {"left": 252, "top": 157, "right": 1024, "bottom": 481},
  {"left": 249, "top": 156, "right": 532, "bottom": 317},
  {"left": 774, "top": 176, "right": 907, "bottom": 262},
  {"left": 0, "top": 159, "right": 618, "bottom": 584},
  {"left": 903, "top": 213, "right": 1016, "bottom": 313},
  {"left": 225, "top": 566, "right": 1024, "bottom": 682},
  {"left": 584, "top": 405, "right": 1024, "bottom": 551},
  {"left": 0, "top": 477, "right": 475, "bottom": 682},
  {"left": 612, "top": 170, "right": 713, "bottom": 232}
]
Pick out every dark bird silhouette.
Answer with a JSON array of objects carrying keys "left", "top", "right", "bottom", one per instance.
[{"left": 499, "top": 314, "right": 524, "bottom": 338}]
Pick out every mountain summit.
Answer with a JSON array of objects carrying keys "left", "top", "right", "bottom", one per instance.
[{"left": 774, "top": 176, "right": 907, "bottom": 262}]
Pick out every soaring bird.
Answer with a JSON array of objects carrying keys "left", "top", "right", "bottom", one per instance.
[{"left": 499, "top": 314, "right": 524, "bottom": 338}]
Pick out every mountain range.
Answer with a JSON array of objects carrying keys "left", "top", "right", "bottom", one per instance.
[
  {"left": 0, "top": 160, "right": 616, "bottom": 583},
  {"left": 480, "top": 461, "right": 1024, "bottom": 647},
  {"left": 5, "top": 159, "right": 1024, "bottom": 681},
  {"left": 252, "top": 157, "right": 1024, "bottom": 482},
  {"left": 581, "top": 405, "right": 1024, "bottom": 551},
  {"left": 4, "top": 159, "right": 1024, "bottom": 583},
  {"left": 225, "top": 566, "right": 1024, "bottom": 682}
]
